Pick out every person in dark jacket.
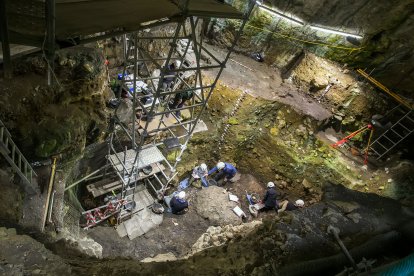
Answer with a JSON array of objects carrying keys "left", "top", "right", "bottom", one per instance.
[
  {"left": 261, "top": 182, "right": 278, "bottom": 212},
  {"left": 170, "top": 191, "right": 189, "bottom": 215},
  {"left": 162, "top": 63, "right": 177, "bottom": 91},
  {"left": 168, "top": 90, "right": 194, "bottom": 118},
  {"left": 208, "top": 162, "right": 237, "bottom": 183}
]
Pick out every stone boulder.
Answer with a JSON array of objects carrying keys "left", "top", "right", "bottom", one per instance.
[
  {"left": 141, "top": 252, "right": 177, "bottom": 263},
  {"left": 190, "top": 221, "right": 262, "bottom": 254},
  {"left": 194, "top": 186, "right": 241, "bottom": 226}
]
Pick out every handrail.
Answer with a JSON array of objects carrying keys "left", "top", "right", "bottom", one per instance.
[{"left": 357, "top": 69, "right": 413, "bottom": 110}]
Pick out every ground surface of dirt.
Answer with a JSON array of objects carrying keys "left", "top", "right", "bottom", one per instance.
[
  {"left": 203, "top": 44, "right": 332, "bottom": 121},
  {"left": 86, "top": 173, "right": 265, "bottom": 260}
]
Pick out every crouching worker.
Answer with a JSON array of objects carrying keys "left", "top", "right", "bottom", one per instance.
[
  {"left": 260, "top": 182, "right": 278, "bottom": 212},
  {"left": 189, "top": 163, "right": 209, "bottom": 188},
  {"left": 277, "top": 199, "right": 304, "bottom": 214},
  {"left": 208, "top": 162, "right": 237, "bottom": 184},
  {"left": 170, "top": 191, "right": 189, "bottom": 215}
]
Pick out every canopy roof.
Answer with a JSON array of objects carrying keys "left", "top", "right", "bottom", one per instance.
[{"left": 5, "top": 0, "right": 243, "bottom": 46}]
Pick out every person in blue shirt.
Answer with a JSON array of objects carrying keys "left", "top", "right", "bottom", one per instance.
[{"left": 208, "top": 162, "right": 237, "bottom": 183}]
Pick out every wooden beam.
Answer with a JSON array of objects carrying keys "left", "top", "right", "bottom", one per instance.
[{"left": 0, "top": 0, "right": 12, "bottom": 78}]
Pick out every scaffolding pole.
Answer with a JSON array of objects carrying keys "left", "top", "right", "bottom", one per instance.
[{"left": 97, "top": 0, "right": 257, "bottom": 225}]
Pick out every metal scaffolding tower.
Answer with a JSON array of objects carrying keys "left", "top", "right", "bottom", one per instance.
[{"left": 81, "top": 0, "right": 256, "bottom": 228}]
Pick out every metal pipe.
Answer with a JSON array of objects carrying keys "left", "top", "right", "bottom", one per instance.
[
  {"left": 173, "top": 0, "right": 257, "bottom": 169},
  {"left": 41, "top": 157, "right": 57, "bottom": 232},
  {"left": 135, "top": 36, "right": 189, "bottom": 40},
  {"left": 157, "top": 23, "right": 192, "bottom": 131},
  {"left": 46, "top": 0, "right": 56, "bottom": 86},
  {"left": 328, "top": 226, "right": 358, "bottom": 271},
  {"left": 131, "top": 23, "right": 182, "bottom": 160},
  {"left": 47, "top": 190, "right": 56, "bottom": 223},
  {"left": 131, "top": 34, "right": 138, "bottom": 149},
  {"left": 64, "top": 165, "right": 110, "bottom": 191}
]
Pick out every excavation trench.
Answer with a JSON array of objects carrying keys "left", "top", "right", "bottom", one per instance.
[{"left": 1, "top": 34, "right": 414, "bottom": 274}]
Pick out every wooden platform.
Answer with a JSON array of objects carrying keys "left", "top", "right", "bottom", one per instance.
[
  {"left": 86, "top": 163, "right": 165, "bottom": 198},
  {"left": 137, "top": 109, "right": 191, "bottom": 136}
]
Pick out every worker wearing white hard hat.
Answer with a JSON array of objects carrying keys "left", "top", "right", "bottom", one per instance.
[
  {"left": 208, "top": 161, "right": 237, "bottom": 184},
  {"left": 278, "top": 199, "right": 305, "bottom": 213},
  {"left": 189, "top": 163, "right": 209, "bottom": 188},
  {"left": 260, "top": 181, "right": 278, "bottom": 212},
  {"left": 170, "top": 191, "right": 189, "bottom": 215}
]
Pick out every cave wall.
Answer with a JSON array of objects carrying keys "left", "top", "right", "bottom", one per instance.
[
  {"left": 219, "top": 0, "right": 414, "bottom": 97},
  {"left": 0, "top": 46, "right": 111, "bottom": 159}
]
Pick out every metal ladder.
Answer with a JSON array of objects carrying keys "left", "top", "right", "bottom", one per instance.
[
  {"left": 0, "top": 120, "right": 37, "bottom": 189},
  {"left": 370, "top": 109, "right": 414, "bottom": 159}
]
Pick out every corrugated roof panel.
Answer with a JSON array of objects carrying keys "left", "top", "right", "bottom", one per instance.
[{"left": 56, "top": 0, "right": 180, "bottom": 38}]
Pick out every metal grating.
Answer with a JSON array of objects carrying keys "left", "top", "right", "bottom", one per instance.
[{"left": 108, "top": 146, "right": 165, "bottom": 173}]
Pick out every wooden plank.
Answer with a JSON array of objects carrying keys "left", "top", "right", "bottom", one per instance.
[{"left": 87, "top": 163, "right": 165, "bottom": 198}]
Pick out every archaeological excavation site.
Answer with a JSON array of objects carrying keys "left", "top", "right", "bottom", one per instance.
[{"left": 1, "top": 0, "right": 414, "bottom": 275}]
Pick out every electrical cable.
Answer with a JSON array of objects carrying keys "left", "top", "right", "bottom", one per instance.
[{"left": 244, "top": 23, "right": 365, "bottom": 52}]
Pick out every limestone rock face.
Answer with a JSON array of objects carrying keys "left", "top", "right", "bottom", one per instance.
[
  {"left": 0, "top": 47, "right": 109, "bottom": 159},
  {"left": 218, "top": 0, "right": 414, "bottom": 95},
  {"left": 141, "top": 252, "right": 177, "bottom": 263},
  {"left": 0, "top": 227, "right": 72, "bottom": 275},
  {"left": 190, "top": 221, "right": 262, "bottom": 254},
  {"left": 62, "top": 236, "right": 103, "bottom": 259},
  {"left": 194, "top": 186, "right": 242, "bottom": 226}
]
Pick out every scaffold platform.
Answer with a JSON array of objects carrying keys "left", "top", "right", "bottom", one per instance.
[
  {"left": 108, "top": 146, "right": 165, "bottom": 173},
  {"left": 86, "top": 163, "right": 165, "bottom": 198}
]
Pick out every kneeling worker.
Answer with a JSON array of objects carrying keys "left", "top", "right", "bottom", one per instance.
[
  {"left": 189, "top": 163, "right": 209, "bottom": 188},
  {"left": 170, "top": 191, "right": 189, "bottom": 215},
  {"left": 208, "top": 162, "right": 237, "bottom": 183},
  {"left": 261, "top": 182, "right": 278, "bottom": 212}
]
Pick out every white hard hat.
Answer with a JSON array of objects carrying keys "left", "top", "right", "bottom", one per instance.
[
  {"left": 295, "top": 199, "right": 304, "bottom": 207},
  {"left": 174, "top": 60, "right": 182, "bottom": 68},
  {"left": 217, "top": 162, "right": 225, "bottom": 170},
  {"left": 178, "top": 191, "right": 186, "bottom": 199},
  {"left": 267, "top": 182, "right": 275, "bottom": 188},
  {"left": 200, "top": 163, "right": 207, "bottom": 171}
]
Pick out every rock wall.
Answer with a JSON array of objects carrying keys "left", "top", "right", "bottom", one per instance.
[
  {"left": 215, "top": 0, "right": 414, "bottom": 97},
  {"left": 3, "top": 184, "right": 408, "bottom": 275},
  {"left": 0, "top": 46, "right": 111, "bottom": 159}
]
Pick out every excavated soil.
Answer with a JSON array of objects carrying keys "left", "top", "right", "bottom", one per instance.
[
  {"left": 1, "top": 39, "right": 413, "bottom": 274},
  {"left": 80, "top": 44, "right": 414, "bottom": 261}
]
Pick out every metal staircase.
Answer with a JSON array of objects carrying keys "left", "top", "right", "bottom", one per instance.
[
  {"left": 370, "top": 109, "right": 414, "bottom": 159},
  {"left": 0, "top": 120, "right": 37, "bottom": 189}
]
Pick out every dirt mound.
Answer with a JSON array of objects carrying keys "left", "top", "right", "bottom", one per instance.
[{"left": 194, "top": 186, "right": 242, "bottom": 226}]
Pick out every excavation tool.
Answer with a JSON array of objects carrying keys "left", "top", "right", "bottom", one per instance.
[
  {"left": 317, "top": 80, "right": 337, "bottom": 103},
  {"left": 41, "top": 157, "right": 57, "bottom": 232},
  {"left": 331, "top": 124, "right": 373, "bottom": 149},
  {"left": 331, "top": 124, "right": 375, "bottom": 165},
  {"left": 328, "top": 225, "right": 358, "bottom": 272}
]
